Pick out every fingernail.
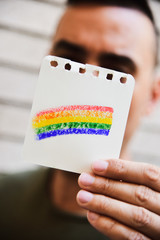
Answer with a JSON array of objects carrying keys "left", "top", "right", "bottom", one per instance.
[
  {"left": 79, "top": 173, "right": 95, "bottom": 186},
  {"left": 88, "top": 211, "right": 99, "bottom": 221},
  {"left": 93, "top": 160, "right": 108, "bottom": 172},
  {"left": 77, "top": 190, "right": 93, "bottom": 203}
]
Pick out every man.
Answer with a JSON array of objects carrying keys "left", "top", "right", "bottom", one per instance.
[{"left": 0, "top": 0, "right": 160, "bottom": 239}]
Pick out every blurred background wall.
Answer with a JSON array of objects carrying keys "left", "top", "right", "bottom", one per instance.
[{"left": 0, "top": 0, "right": 159, "bottom": 173}]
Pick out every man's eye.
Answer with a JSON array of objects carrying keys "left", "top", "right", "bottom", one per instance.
[
  {"left": 53, "top": 52, "right": 86, "bottom": 64},
  {"left": 111, "top": 67, "right": 127, "bottom": 73},
  {"left": 63, "top": 56, "right": 85, "bottom": 64},
  {"left": 101, "top": 64, "right": 132, "bottom": 75}
]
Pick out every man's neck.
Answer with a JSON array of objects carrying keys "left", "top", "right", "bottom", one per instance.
[
  {"left": 50, "top": 149, "right": 131, "bottom": 216},
  {"left": 50, "top": 169, "right": 87, "bottom": 216}
]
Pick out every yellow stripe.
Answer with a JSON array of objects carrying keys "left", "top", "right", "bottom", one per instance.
[{"left": 32, "top": 116, "right": 112, "bottom": 128}]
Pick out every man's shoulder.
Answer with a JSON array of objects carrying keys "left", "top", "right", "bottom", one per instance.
[
  {"left": 0, "top": 167, "right": 55, "bottom": 238},
  {"left": 0, "top": 167, "right": 51, "bottom": 210},
  {"left": 0, "top": 167, "right": 48, "bottom": 191}
]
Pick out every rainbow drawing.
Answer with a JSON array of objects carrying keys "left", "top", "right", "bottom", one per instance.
[{"left": 32, "top": 105, "right": 113, "bottom": 140}]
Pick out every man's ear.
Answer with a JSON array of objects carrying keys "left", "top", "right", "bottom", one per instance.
[{"left": 145, "top": 74, "right": 160, "bottom": 115}]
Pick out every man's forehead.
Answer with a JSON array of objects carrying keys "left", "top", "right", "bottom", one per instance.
[
  {"left": 53, "top": 5, "right": 156, "bottom": 69},
  {"left": 55, "top": 7, "right": 154, "bottom": 50},
  {"left": 56, "top": 5, "right": 154, "bottom": 40}
]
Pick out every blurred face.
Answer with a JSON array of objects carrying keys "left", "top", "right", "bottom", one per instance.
[{"left": 50, "top": 6, "right": 156, "bottom": 152}]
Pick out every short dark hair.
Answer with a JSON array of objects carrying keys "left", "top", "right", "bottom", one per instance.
[
  {"left": 68, "top": 0, "right": 154, "bottom": 23},
  {"left": 67, "top": 0, "right": 159, "bottom": 66}
]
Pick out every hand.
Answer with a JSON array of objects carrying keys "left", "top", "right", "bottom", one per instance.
[{"left": 76, "top": 159, "right": 160, "bottom": 240}]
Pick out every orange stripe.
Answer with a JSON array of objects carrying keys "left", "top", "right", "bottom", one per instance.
[{"left": 33, "top": 110, "right": 113, "bottom": 123}]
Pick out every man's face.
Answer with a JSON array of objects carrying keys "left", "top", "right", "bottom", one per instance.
[{"left": 51, "top": 6, "right": 156, "bottom": 152}]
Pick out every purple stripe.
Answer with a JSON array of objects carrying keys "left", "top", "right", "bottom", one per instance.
[{"left": 36, "top": 128, "right": 110, "bottom": 140}]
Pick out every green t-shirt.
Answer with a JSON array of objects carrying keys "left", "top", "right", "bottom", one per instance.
[{"left": 0, "top": 168, "right": 109, "bottom": 240}]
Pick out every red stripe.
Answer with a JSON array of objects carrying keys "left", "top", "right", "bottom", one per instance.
[{"left": 36, "top": 105, "right": 113, "bottom": 117}]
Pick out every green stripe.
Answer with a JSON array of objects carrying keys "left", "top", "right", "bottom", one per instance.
[{"left": 34, "top": 122, "right": 112, "bottom": 135}]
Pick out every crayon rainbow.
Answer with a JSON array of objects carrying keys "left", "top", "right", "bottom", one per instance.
[{"left": 32, "top": 105, "right": 113, "bottom": 140}]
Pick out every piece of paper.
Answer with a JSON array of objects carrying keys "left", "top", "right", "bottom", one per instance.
[{"left": 23, "top": 55, "right": 135, "bottom": 173}]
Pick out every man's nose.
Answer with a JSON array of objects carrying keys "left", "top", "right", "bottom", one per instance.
[{"left": 87, "top": 59, "right": 99, "bottom": 67}]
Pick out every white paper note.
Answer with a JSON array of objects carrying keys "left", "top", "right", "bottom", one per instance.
[{"left": 23, "top": 55, "right": 135, "bottom": 173}]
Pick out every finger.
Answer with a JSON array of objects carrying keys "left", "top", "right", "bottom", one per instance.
[
  {"left": 92, "top": 159, "right": 160, "bottom": 192},
  {"left": 87, "top": 211, "right": 151, "bottom": 240},
  {"left": 77, "top": 190, "right": 160, "bottom": 239},
  {"left": 78, "top": 173, "right": 160, "bottom": 215}
]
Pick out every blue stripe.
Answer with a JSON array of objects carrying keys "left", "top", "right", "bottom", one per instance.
[{"left": 36, "top": 128, "right": 110, "bottom": 140}]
